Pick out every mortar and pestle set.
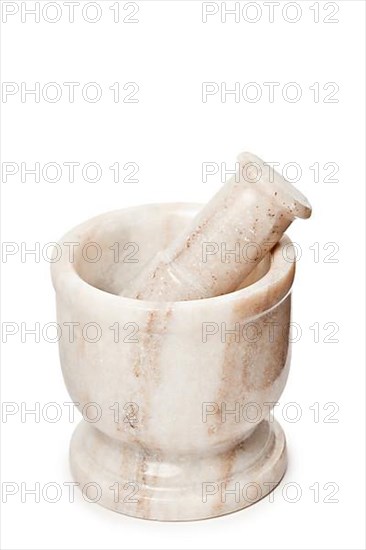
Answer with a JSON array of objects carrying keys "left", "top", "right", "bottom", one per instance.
[{"left": 51, "top": 152, "right": 311, "bottom": 520}]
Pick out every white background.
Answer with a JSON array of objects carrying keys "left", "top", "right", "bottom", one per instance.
[{"left": 1, "top": 1, "right": 365, "bottom": 549}]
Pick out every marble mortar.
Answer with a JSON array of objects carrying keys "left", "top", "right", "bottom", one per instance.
[{"left": 51, "top": 202, "right": 297, "bottom": 520}]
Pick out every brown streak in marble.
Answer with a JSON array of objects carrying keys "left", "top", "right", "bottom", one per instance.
[
  {"left": 123, "top": 308, "right": 172, "bottom": 514},
  {"left": 135, "top": 446, "right": 150, "bottom": 518},
  {"left": 209, "top": 245, "right": 293, "bottom": 437},
  {"left": 211, "top": 445, "right": 237, "bottom": 516},
  {"left": 260, "top": 298, "right": 291, "bottom": 390},
  {"left": 208, "top": 291, "right": 250, "bottom": 436}
]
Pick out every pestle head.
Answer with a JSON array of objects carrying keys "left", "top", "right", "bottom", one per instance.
[
  {"left": 237, "top": 152, "right": 312, "bottom": 221},
  {"left": 121, "top": 152, "right": 312, "bottom": 301}
]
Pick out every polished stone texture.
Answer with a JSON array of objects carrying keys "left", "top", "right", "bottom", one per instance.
[{"left": 52, "top": 203, "right": 296, "bottom": 520}]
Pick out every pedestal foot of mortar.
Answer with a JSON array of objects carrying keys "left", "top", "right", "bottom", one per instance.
[{"left": 70, "top": 419, "right": 287, "bottom": 521}]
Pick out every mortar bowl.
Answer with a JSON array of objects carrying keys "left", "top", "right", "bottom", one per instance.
[{"left": 51, "top": 203, "right": 295, "bottom": 520}]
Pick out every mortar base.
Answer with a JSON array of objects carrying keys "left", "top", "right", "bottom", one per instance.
[{"left": 70, "top": 419, "right": 287, "bottom": 521}]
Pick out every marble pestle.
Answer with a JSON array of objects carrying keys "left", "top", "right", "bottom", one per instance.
[{"left": 121, "top": 152, "right": 312, "bottom": 301}]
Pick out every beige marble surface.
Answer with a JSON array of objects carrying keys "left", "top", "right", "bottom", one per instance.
[{"left": 51, "top": 203, "right": 295, "bottom": 520}]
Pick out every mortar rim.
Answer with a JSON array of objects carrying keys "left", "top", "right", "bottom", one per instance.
[{"left": 51, "top": 202, "right": 296, "bottom": 314}]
